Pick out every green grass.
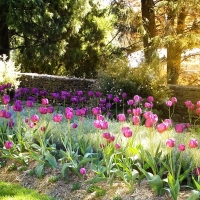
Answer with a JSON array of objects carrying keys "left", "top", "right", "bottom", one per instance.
[{"left": 0, "top": 181, "right": 55, "bottom": 200}]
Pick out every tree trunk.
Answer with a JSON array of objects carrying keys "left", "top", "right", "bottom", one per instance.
[
  {"left": 0, "top": 5, "right": 10, "bottom": 59},
  {"left": 166, "top": 7, "right": 186, "bottom": 84},
  {"left": 141, "top": 0, "right": 157, "bottom": 63}
]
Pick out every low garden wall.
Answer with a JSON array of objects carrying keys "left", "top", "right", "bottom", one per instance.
[
  {"left": 18, "top": 73, "right": 95, "bottom": 94},
  {"left": 169, "top": 84, "right": 200, "bottom": 123},
  {"left": 18, "top": 73, "right": 200, "bottom": 122}
]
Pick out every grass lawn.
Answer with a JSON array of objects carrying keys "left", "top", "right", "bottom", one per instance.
[{"left": 0, "top": 181, "right": 55, "bottom": 200}]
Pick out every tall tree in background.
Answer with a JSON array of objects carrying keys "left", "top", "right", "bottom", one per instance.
[
  {"left": 110, "top": 0, "right": 200, "bottom": 84},
  {"left": 141, "top": 0, "right": 157, "bottom": 63},
  {"left": 0, "top": 0, "right": 116, "bottom": 78},
  {"left": 0, "top": 1, "right": 9, "bottom": 58}
]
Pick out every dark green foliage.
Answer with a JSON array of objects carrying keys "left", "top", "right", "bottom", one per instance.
[{"left": 2, "top": 0, "right": 117, "bottom": 78}]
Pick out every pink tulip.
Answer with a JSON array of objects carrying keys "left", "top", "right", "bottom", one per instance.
[
  {"left": 4, "top": 141, "right": 13, "bottom": 149},
  {"left": 47, "top": 106, "right": 54, "bottom": 114},
  {"left": 196, "top": 108, "right": 200, "bottom": 115},
  {"left": 71, "top": 123, "right": 78, "bottom": 128},
  {"left": 166, "top": 101, "right": 172, "bottom": 107},
  {"left": 102, "top": 132, "right": 111, "bottom": 139},
  {"left": 156, "top": 123, "right": 167, "bottom": 133},
  {"left": 147, "top": 96, "right": 154, "bottom": 103},
  {"left": 175, "top": 124, "right": 185, "bottom": 133},
  {"left": 97, "top": 114, "right": 104, "bottom": 120},
  {"left": 171, "top": 97, "right": 177, "bottom": 104},
  {"left": 92, "top": 107, "right": 101, "bottom": 116},
  {"left": 122, "top": 127, "right": 132, "bottom": 138},
  {"left": 178, "top": 144, "right": 185, "bottom": 152},
  {"left": 40, "top": 126, "right": 46, "bottom": 132},
  {"left": 132, "top": 108, "right": 142, "bottom": 116},
  {"left": 30, "top": 114, "right": 40, "bottom": 123},
  {"left": 163, "top": 119, "right": 172, "bottom": 128},
  {"left": 132, "top": 116, "right": 140, "bottom": 125},
  {"left": 80, "top": 168, "right": 86, "bottom": 175},
  {"left": 107, "top": 135, "right": 115, "bottom": 143},
  {"left": 133, "top": 95, "right": 140, "bottom": 103},
  {"left": 115, "top": 143, "right": 121, "bottom": 149},
  {"left": 197, "top": 101, "right": 200, "bottom": 107},
  {"left": 65, "top": 111, "right": 73, "bottom": 120},
  {"left": 185, "top": 100, "right": 192, "bottom": 107},
  {"left": 117, "top": 114, "right": 126, "bottom": 122},
  {"left": 166, "top": 138, "right": 175, "bottom": 148},
  {"left": 127, "top": 99, "right": 134, "bottom": 105},
  {"left": 189, "top": 139, "right": 198, "bottom": 148},
  {"left": 194, "top": 167, "right": 200, "bottom": 176},
  {"left": 39, "top": 107, "right": 48, "bottom": 114},
  {"left": 53, "top": 114, "right": 63, "bottom": 123},
  {"left": 41, "top": 98, "right": 49, "bottom": 106}
]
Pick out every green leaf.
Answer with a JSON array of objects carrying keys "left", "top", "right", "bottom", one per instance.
[
  {"left": 87, "top": 176, "right": 107, "bottom": 184},
  {"left": 44, "top": 151, "right": 57, "bottom": 168},
  {"left": 179, "top": 168, "right": 191, "bottom": 183},
  {"left": 36, "top": 163, "right": 44, "bottom": 179},
  {"left": 148, "top": 175, "right": 164, "bottom": 196},
  {"left": 192, "top": 176, "right": 200, "bottom": 191},
  {"left": 78, "top": 157, "right": 95, "bottom": 166},
  {"left": 187, "top": 190, "right": 200, "bottom": 200}
]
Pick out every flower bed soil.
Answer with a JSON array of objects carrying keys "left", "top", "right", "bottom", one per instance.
[{"left": 0, "top": 159, "right": 192, "bottom": 200}]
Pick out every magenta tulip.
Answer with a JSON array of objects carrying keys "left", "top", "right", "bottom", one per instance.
[
  {"left": 26, "top": 100, "right": 34, "bottom": 108},
  {"left": 178, "top": 144, "right": 185, "bottom": 152},
  {"left": 171, "top": 97, "right": 177, "bottom": 104},
  {"left": 132, "top": 108, "right": 142, "bottom": 116},
  {"left": 117, "top": 114, "right": 126, "bottom": 122},
  {"left": 115, "top": 143, "right": 121, "bottom": 149},
  {"left": 39, "top": 107, "right": 48, "bottom": 114},
  {"left": 71, "top": 123, "right": 78, "bottom": 128},
  {"left": 2, "top": 95, "right": 10, "bottom": 105},
  {"left": 156, "top": 123, "right": 167, "bottom": 133},
  {"left": 147, "top": 96, "right": 154, "bottom": 103},
  {"left": 175, "top": 124, "right": 185, "bottom": 133},
  {"left": 4, "top": 141, "right": 13, "bottom": 149},
  {"left": 166, "top": 138, "right": 175, "bottom": 148},
  {"left": 80, "top": 168, "right": 86, "bottom": 175},
  {"left": 132, "top": 116, "right": 140, "bottom": 125},
  {"left": 166, "top": 101, "right": 172, "bottom": 107},
  {"left": 41, "top": 98, "right": 49, "bottom": 106},
  {"left": 102, "top": 132, "right": 111, "bottom": 139},
  {"left": 53, "top": 114, "right": 63, "bottom": 123},
  {"left": 189, "top": 139, "right": 198, "bottom": 148},
  {"left": 30, "top": 114, "right": 40, "bottom": 123}
]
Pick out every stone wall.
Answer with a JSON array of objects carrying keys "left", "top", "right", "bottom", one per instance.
[
  {"left": 169, "top": 84, "right": 200, "bottom": 122},
  {"left": 17, "top": 73, "right": 200, "bottom": 121},
  {"left": 18, "top": 73, "right": 96, "bottom": 104}
]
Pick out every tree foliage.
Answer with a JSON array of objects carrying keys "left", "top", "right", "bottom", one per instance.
[{"left": 1, "top": 0, "right": 118, "bottom": 78}]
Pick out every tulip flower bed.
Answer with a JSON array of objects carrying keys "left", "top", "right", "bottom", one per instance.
[{"left": 0, "top": 83, "right": 200, "bottom": 200}]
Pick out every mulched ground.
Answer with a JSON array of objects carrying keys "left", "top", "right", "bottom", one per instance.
[{"left": 0, "top": 159, "right": 193, "bottom": 200}]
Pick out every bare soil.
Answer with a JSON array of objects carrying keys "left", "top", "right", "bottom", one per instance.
[{"left": 0, "top": 159, "right": 192, "bottom": 200}]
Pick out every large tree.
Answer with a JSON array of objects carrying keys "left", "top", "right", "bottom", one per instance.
[{"left": 0, "top": 0, "right": 115, "bottom": 78}]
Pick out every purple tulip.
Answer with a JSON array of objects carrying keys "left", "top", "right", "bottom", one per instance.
[
  {"left": 26, "top": 100, "right": 34, "bottom": 108},
  {"left": 47, "top": 106, "right": 54, "bottom": 114},
  {"left": 122, "top": 93, "right": 127, "bottom": 99},
  {"left": 71, "top": 123, "right": 78, "bottom": 128},
  {"left": 2, "top": 95, "right": 10, "bottom": 105},
  {"left": 88, "top": 91, "right": 94, "bottom": 97}
]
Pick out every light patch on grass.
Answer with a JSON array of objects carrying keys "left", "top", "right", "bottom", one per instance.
[{"left": 0, "top": 181, "right": 55, "bottom": 200}]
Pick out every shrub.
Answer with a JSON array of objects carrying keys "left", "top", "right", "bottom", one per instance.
[
  {"left": 0, "top": 54, "right": 21, "bottom": 89},
  {"left": 95, "top": 55, "right": 172, "bottom": 115}
]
